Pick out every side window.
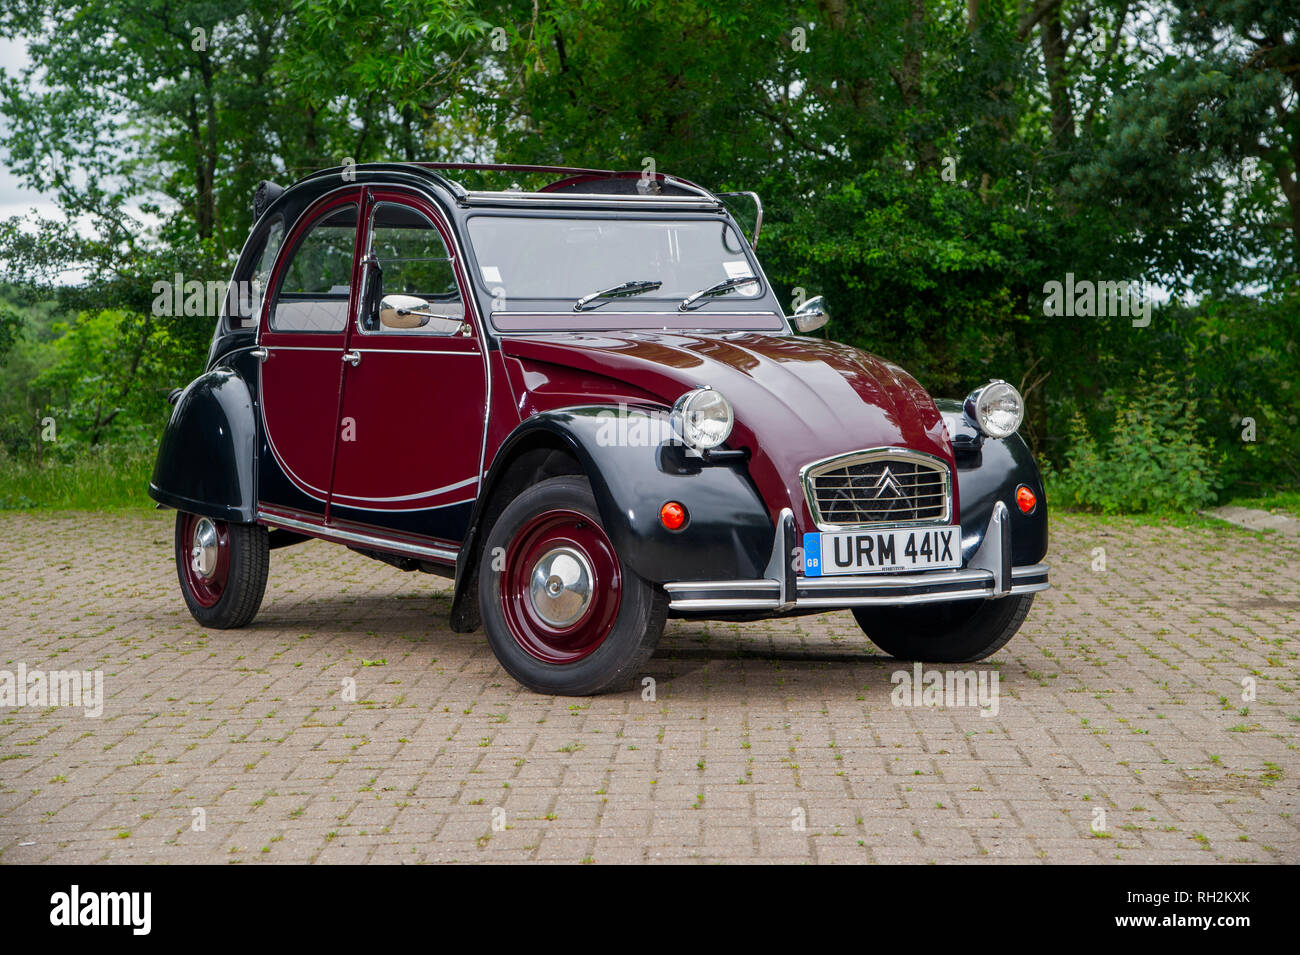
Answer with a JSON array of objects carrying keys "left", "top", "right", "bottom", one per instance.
[
  {"left": 223, "top": 217, "right": 283, "bottom": 329},
  {"left": 249, "top": 218, "right": 285, "bottom": 322},
  {"left": 362, "top": 202, "right": 463, "bottom": 333},
  {"left": 269, "top": 203, "right": 358, "bottom": 332}
]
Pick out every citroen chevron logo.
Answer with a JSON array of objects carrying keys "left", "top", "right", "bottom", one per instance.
[{"left": 870, "top": 467, "right": 906, "bottom": 500}]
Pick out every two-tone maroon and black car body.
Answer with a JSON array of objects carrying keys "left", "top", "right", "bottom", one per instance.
[{"left": 150, "top": 162, "right": 1049, "bottom": 695}]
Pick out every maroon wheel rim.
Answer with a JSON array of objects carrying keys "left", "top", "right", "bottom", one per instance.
[
  {"left": 179, "top": 513, "right": 231, "bottom": 609},
  {"left": 500, "top": 508, "right": 622, "bottom": 665}
]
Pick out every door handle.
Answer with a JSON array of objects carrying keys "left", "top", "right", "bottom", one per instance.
[
  {"left": 250, "top": 347, "right": 269, "bottom": 361},
  {"left": 342, "top": 350, "right": 361, "bottom": 366}
]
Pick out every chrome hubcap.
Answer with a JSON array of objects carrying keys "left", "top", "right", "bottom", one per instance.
[
  {"left": 191, "top": 518, "right": 219, "bottom": 578},
  {"left": 528, "top": 547, "right": 593, "bottom": 627}
]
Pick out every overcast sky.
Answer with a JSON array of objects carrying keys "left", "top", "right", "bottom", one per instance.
[{"left": 0, "top": 35, "right": 62, "bottom": 222}]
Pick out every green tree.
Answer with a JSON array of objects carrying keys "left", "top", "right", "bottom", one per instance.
[{"left": 1068, "top": 0, "right": 1299, "bottom": 284}]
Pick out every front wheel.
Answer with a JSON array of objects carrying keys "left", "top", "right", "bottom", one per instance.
[
  {"left": 174, "top": 512, "right": 269, "bottom": 629},
  {"left": 852, "top": 594, "right": 1035, "bottom": 663},
  {"left": 478, "top": 475, "right": 667, "bottom": 695}
]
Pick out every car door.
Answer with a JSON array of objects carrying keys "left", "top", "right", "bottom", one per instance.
[
  {"left": 257, "top": 193, "right": 362, "bottom": 521},
  {"left": 327, "top": 189, "right": 488, "bottom": 544}
]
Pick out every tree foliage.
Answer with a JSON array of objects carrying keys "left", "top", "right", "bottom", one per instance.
[{"left": 0, "top": 0, "right": 1295, "bottom": 507}]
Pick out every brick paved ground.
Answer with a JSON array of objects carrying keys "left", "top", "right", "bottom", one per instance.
[{"left": 0, "top": 510, "right": 1296, "bottom": 864}]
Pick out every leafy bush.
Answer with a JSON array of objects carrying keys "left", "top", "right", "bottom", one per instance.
[
  {"left": 1047, "top": 374, "right": 1223, "bottom": 513},
  {"left": 1178, "top": 288, "right": 1300, "bottom": 491}
]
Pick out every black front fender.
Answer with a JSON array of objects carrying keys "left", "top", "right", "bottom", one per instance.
[
  {"left": 936, "top": 399, "right": 1048, "bottom": 566},
  {"left": 148, "top": 367, "right": 258, "bottom": 522},
  {"left": 450, "top": 406, "right": 774, "bottom": 631}
]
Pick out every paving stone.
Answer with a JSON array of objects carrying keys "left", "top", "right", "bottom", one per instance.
[{"left": 0, "top": 510, "right": 1296, "bottom": 863}]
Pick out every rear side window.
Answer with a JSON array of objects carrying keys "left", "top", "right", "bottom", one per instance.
[
  {"left": 223, "top": 216, "right": 283, "bottom": 330},
  {"left": 269, "top": 204, "right": 358, "bottom": 333},
  {"left": 248, "top": 218, "right": 285, "bottom": 321}
]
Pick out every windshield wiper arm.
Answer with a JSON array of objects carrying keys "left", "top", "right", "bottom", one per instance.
[
  {"left": 573, "top": 280, "right": 662, "bottom": 311},
  {"left": 677, "top": 276, "right": 759, "bottom": 311}
]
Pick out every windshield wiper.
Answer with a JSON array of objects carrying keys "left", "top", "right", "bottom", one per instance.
[
  {"left": 573, "top": 280, "right": 662, "bottom": 311},
  {"left": 677, "top": 276, "right": 759, "bottom": 311}
]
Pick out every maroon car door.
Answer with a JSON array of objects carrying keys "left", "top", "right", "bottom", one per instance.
[
  {"left": 327, "top": 189, "right": 488, "bottom": 544},
  {"left": 257, "top": 193, "right": 362, "bottom": 521}
]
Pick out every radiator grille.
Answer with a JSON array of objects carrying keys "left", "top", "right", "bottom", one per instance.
[{"left": 804, "top": 451, "right": 951, "bottom": 528}]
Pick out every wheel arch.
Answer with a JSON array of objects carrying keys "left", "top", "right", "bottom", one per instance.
[
  {"left": 450, "top": 419, "right": 588, "bottom": 632},
  {"left": 936, "top": 398, "right": 1048, "bottom": 566},
  {"left": 149, "top": 367, "right": 258, "bottom": 522},
  {"left": 450, "top": 405, "right": 773, "bottom": 632}
]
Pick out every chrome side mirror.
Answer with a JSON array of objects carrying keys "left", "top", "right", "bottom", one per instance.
[
  {"left": 792, "top": 295, "right": 829, "bottom": 333},
  {"left": 378, "top": 294, "right": 466, "bottom": 335}
]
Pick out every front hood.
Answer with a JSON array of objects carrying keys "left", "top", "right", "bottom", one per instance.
[{"left": 500, "top": 331, "right": 957, "bottom": 527}]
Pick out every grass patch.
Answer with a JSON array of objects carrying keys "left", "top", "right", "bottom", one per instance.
[
  {"left": 1218, "top": 490, "right": 1300, "bottom": 520},
  {"left": 0, "top": 444, "right": 155, "bottom": 511},
  {"left": 1046, "top": 506, "right": 1237, "bottom": 532}
]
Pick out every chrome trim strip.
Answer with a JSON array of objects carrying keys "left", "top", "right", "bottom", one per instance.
[
  {"left": 799, "top": 446, "right": 953, "bottom": 532},
  {"left": 668, "top": 598, "right": 783, "bottom": 612},
  {"left": 967, "top": 501, "right": 1012, "bottom": 597},
  {"left": 491, "top": 311, "right": 782, "bottom": 319},
  {"left": 460, "top": 191, "right": 722, "bottom": 211},
  {"left": 327, "top": 495, "right": 477, "bottom": 514},
  {"left": 715, "top": 191, "right": 764, "bottom": 247},
  {"left": 256, "top": 511, "right": 459, "bottom": 564},
  {"left": 796, "top": 567, "right": 991, "bottom": 591},
  {"left": 352, "top": 348, "right": 480, "bottom": 356},
  {"left": 664, "top": 579, "right": 780, "bottom": 593},
  {"left": 328, "top": 475, "right": 478, "bottom": 504},
  {"left": 1008, "top": 580, "right": 1051, "bottom": 595},
  {"left": 761, "top": 507, "right": 797, "bottom": 611},
  {"left": 791, "top": 579, "right": 1045, "bottom": 609},
  {"left": 264, "top": 345, "right": 343, "bottom": 352},
  {"left": 666, "top": 563, "right": 1050, "bottom": 612},
  {"left": 1012, "top": 562, "right": 1050, "bottom": 579}
]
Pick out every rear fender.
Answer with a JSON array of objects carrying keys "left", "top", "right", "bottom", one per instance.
[{"left": 148, "top": 367, "right": 258, "bottom": 522}]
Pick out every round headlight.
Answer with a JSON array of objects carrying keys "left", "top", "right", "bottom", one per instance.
[
  {"left": 965, "top": 380, "right": 1024, "bottom": 439},
  {"left": 671, "top": 387, "right": 734, "bottom": 450}
]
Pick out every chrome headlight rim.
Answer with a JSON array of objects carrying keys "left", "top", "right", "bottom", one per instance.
[
  {"left": 670, "top": 386, "right": 734, "bottom": 451},
  {"left": 964, "top": 379, "right": 1024, "bottom": 439}
]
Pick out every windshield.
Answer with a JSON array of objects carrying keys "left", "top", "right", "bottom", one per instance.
[{"left": 466, "top": 215, "right": 784, "bottom": 330}]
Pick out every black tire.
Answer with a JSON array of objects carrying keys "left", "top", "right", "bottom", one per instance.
[
  {"left": 478, "top": 475, "right": 667, "bottom": 696},
  {"left": 174, "top": 512, "right": 270, "bottom": 629},
  {"left": 852, "top": 594, "right": 1034, "bottom": 663}
]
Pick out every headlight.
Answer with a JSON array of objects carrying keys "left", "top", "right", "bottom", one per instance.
[
  {"left": 671, "top": 387, "right": 734, "bottom": 450},
  {"left": 964, "top": 380, "right": 1024, "bottom": 439}
]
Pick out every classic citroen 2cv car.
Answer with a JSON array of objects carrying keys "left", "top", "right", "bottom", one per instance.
[{"left": 150, "top": 162, "right": 1049, "bottom": 696}]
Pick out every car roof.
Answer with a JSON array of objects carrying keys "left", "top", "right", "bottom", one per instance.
[
  {"left": 290, "top": 161, "right": 716, "bottom": 197},
  {"left": 269, "top": 162, "right": 729, "bottom": 218}
]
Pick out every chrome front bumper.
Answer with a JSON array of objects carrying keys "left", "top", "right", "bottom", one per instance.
[{"left": 664, "top": 503, "right": 1049, "bottom": 614}]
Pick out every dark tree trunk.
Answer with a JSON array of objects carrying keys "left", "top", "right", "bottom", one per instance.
[{"left": 1040, "top": 6, "right": 1075, "bottom": 149}]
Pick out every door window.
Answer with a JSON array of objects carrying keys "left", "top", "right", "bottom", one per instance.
[
  {"left": 361, "top": 202, "right": 463, "bottom": 334},
  {"left": 269, "top": 203, "right": 358, "bottom": 333}
]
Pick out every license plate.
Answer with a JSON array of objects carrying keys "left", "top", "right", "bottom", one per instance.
[{"left": 803, "top": 526, "right": 961, "bottom": 576}]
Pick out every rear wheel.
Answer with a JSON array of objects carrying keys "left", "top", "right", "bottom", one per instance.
[
  {"left": 174, "top": 512, "right": 269, "bottom": 628},
  {"left": 478, "top": 475, "right": 666, "bottom": 695},
  {"left": 852, "top": 594, "right": 1034, "bottom": 663}
]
